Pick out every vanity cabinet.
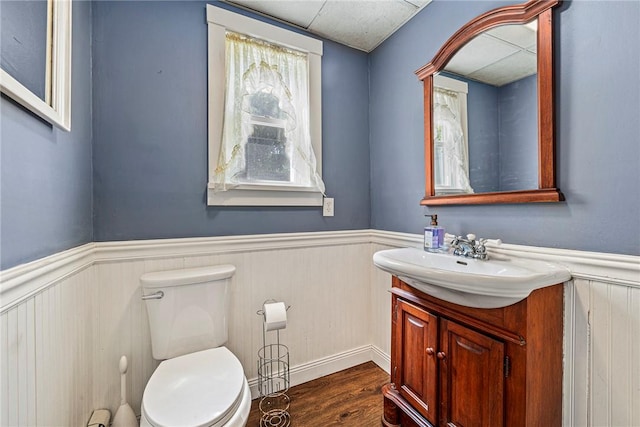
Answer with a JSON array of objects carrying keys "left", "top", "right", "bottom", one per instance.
[{"left": 383, "top": 276, "right": 563, "bottom": 427}]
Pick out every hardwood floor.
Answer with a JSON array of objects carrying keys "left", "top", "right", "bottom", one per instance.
[{"left": 247, "top": 362, "right": 389, "bottom": 426}]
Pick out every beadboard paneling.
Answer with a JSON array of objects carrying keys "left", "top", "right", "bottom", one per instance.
[
  {"left": 0, "top": 235, "right": 373, "bottom": 423},
  {"left": 91, "top": 259, "right": 158, "bottom": 417},
  {"left": 157, "top": 244, "right": 372, "bottom": 381},
  {"left": 0, "top": 268, "right": 99, "bottom": 427},
  {"left": 1, "top": 231, "right": 639, "bottom": 426},
  {"left": 369, "top": 243, "right": 393, "bottom": 372},
  {"left": 569, "top": 280, "right": 640, "bottom": 426}
]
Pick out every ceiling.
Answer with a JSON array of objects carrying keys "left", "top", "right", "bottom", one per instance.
[
  {"left": 224, "top": 0, "right": 432, "bottom": 52},
  {"left": 222, "top": 1, "right": 537, "bottom": 86},
  {"left": 444, "top": 22, "right": 538, "bottom": 87}
]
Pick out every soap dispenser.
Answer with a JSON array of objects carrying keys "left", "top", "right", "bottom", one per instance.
[{"left": 424, "top": 214, "right": 444, "bottom": 251}]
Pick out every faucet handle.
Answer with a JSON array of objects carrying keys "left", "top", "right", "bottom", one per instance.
[{"left": 466, "top": 233, "right": 476, "bottom": 241}]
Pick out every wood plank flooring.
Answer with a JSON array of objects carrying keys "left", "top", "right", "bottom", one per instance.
[{"left": 247, "top": 362, "right": 389, "bottom": 426}]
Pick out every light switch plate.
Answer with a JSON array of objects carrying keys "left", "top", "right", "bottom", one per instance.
[{"left": 323, "top": 197, "right": 334, "bottom": 217}]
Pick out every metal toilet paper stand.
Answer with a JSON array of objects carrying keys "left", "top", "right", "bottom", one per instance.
[{"left": 257, "top": 300, "right": 291, "bottom": 427}]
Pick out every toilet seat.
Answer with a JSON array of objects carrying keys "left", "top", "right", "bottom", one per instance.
[{"left": 142, "top": 347, "right": 247, "bottom": 427}]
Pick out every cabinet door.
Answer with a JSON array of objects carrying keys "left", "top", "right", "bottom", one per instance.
[
  {"left": 395, "top": 299, "right": 439, "bottom": 423},
  {"left": 439, "top": 319, "right": 505, "bottom": 427}
]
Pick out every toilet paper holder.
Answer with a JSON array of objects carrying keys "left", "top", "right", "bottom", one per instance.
[
  {"left": 257, "top": 299, "right": 291, "bottom": 427},
  {"left": 256, "top": 299, "right": 291, "bottom": 317}
]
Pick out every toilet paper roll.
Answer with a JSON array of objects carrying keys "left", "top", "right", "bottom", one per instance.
[
  {"left": 87, "top": 409, "right": 111, "bottom": 427},
  {"left": 263, "top": 301, "right": 287, "bottom": 331}
]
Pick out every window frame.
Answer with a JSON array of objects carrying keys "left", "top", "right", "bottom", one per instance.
[{"left": 206, "top": 5, "right": 323, "bottom": 206}]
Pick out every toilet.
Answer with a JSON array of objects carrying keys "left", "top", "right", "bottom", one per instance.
[{"left": 139, "top": 265, "right": 251, "bottom": 427}]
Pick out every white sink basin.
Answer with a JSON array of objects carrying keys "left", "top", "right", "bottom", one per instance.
[{"left": 373, "top": 247, "right": 570, "bottom": 308}]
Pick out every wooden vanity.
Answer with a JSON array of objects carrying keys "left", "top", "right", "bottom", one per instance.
[{"left": 382, "top": 276, "right": 563, "bottom": 427}]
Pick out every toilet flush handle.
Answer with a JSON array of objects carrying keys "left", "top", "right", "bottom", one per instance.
[{"left": 141, "top": 291, "right": 164, "bottom": 300}]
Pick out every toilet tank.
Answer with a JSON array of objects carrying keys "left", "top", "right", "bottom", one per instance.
[{"left": 140, "top": 265, "right": 236, "bottom": 360}]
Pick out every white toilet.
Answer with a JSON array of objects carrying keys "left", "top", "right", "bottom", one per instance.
[{"left": 139, "top": 265, "right": 251, "bottom": 427}]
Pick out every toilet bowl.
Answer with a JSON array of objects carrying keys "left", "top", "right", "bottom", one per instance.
[
  {"left": 140, "top": 265, "right": 250, "bottom": 427},
  {"left": 140, "top": 348, "right": 251, "bottom": 427}
]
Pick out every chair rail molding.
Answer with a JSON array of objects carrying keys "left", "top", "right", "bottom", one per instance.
[
  {"left": 2, "top": 230, "right": 639, "bottom": 312},
  {"left": 0, "top": 243, "right": 95, "bottom": 312}
]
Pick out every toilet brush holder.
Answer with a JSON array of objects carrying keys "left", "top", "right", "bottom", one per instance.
[
  {"left": 112, "top": 356, "right": 138, "bottom": 427},
  {"left": 257, "top": 301, "right": 291, "bottom": 427}
]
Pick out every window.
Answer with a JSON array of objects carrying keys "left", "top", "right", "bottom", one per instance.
[
  {"left": 433, "top": 74, "right": 473, "bottom": 195},
  {"left": 206, "top": 5, "right": 324, "bottom": 206}
]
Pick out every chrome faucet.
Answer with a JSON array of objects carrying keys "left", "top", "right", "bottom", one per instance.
[{"left": 450, "top": 234, "right": 488, "bottom": 260}]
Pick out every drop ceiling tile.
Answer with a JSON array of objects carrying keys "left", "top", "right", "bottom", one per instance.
[
  {"left": 404, "top": 0, "right": 431, "bottom": 7},
  {"left": 227, "top": 0, "right": 325, "bottom": 28},
  {"left": 468, "top": 50, "right": 537, "bottom": 86},
  {"left": 486, "top": 23, "right": 536, "bottom": 49},
  {"left": 444, "top": 34, "right": 520, "bottom": 77},
  {"left": 308, "top": 0, "right": 417, "bottom": 52}
]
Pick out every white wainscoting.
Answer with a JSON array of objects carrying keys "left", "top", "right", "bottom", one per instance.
[
  {"left": 1, "top": 231, "right": 376, "bottom": 426},
  {"left": 1, "top": 230, "right": 639, "bottom": 426},
  {"left": 565, "top": 278, "right": 640, "bottom": 427}
]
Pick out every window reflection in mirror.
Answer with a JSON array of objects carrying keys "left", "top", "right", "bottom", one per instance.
[
  {"left": 433, "top": 74, "right": 473, "bottom": 195},
  {"left": 434, "top": 19, "right": 539, "bottom": 195},
  {"left": 0, "top": 0, "right": 52, "bottom": 103}
]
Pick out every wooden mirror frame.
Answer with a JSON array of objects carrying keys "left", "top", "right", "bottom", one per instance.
[{"left": 416, "top": 0, "right": 563, "bottom": 206}]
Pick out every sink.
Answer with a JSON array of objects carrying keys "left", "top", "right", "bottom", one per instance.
[{"left": 373, "top": 247, "right": 571, "bottom": 308}]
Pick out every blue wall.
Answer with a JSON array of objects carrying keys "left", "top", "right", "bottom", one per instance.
[
  {"left": 465, "top": 78, "right": 499, "bottom": 193},
  {"left": 498, "top": 74, "right": 538, "bottom": 191},
  {"left": 0, "top": 0, "right": 93, "bottom": 270},
  {"left": 2, "top": 0, "right": 638, "bottom": 270},
  {"left": 91, "top": 1, "right": 370, "bottom": 241},
  {"left": 370, "top": 0, "right": 640, "bottom": 255}
]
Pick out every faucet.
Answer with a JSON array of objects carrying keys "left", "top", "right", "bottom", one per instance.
[{"left": 450, "top": 234, "right": 488, "bottom": 260}]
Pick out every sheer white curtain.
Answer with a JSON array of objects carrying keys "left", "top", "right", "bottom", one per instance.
[
  {"left": 212, "top": 32, "right": 324, "bottom": 193},
  {"left": 433, "top": 87, "right": 474, "bottom": 194}
]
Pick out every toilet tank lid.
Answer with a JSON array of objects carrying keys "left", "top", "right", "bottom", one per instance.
[{"left": 140, "top": 265, "right": 236, "bottom": 288}]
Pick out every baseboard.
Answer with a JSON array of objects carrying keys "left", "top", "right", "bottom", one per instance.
[
  {"left": 370, "top": 345, "right": 391, "bottom": 374},
  {"left": 247, "top": 345, "right": 381, "bottom": 399}
]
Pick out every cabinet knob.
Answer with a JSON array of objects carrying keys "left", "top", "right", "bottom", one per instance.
[
  {"left": 426, "top": 347, "right": 435, "bottom": 355},
  {"left": 437, "top": 351, "right": 446, "bottom": 360}
]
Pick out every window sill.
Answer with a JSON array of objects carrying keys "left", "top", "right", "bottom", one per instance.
[
  {"left": 435, "top": 188, "right": 474, "bottom": 195},
  {"left": 207, "top": 186, "right": 323, "bottom": 206}
]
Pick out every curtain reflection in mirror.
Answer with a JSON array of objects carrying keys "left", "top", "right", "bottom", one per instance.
[{"left": 433, "top": 87, "right": 474, "bottom": 195}]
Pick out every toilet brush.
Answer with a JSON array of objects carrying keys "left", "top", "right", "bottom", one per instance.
[{"left": 112, "top": 355, "right": 138, "bottom": 427}]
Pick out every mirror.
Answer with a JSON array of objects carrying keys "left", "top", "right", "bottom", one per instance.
[
  {"left": 0, "top": 0, "right": 72, "bottom": 131},
  {"left": 1, "top": 0, "right": 51, "bottom": 102},
  {"left": 434, "top": 21, "right": 539, "bottom": 195},
  {"left": 416, "top": 0, "right": 563, "bottom": 205}
]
